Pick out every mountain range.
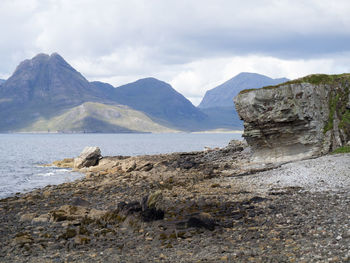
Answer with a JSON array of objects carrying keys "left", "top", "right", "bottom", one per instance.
[
  {"left": 91, "top": 78, "right": 207, "bottom": 130},
  {"left": 0, "top": 53, "right": 288, "bottom": 133}
]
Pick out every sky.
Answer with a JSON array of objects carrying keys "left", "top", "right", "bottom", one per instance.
[{"left": 1, "top": 0, "right": 350, "bottom": 105}]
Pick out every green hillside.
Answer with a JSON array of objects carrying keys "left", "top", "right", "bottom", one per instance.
[{"left": 22, "top": 102, "right": 177, "bottom": 133}]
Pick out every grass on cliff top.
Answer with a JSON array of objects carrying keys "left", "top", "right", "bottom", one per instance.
[
  {"left": 239, "top": 73, "right": 350, "bottom": 95},
  {"left": 332, "top": 146, "right": 350, "bottom": 154}
]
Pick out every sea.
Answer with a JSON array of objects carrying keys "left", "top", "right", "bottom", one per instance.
[{"left": 0, "top": 133, "right": 242, "bottom": 198}]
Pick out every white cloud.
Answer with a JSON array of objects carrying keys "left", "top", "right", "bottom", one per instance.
[
  {"left": 169, "top": 55, "right": 350, "bottom": 105},
  {"left": 1, "top": 0, "right": 350, "bottom": 105}
]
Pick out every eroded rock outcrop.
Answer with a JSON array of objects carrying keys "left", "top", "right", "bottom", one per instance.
[{"left": 234, "top": 74, "right": 350, "bottom": 162}]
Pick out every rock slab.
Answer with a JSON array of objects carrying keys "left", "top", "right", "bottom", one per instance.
[{"left": 74, "top": 147, "right": 102, "bottom": 169}]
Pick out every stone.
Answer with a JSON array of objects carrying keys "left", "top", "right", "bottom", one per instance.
[
  {"left": 13, "top": 233, "right": 33, "bottom": 245},
  {"left": 88, "top": 208, "right": 107, "bottom": 220},
  {"left": 74, "top": 147, "right": 102, "bottom": 169},
  {"left": 71, "top": 197, "right": 91, "bottom": 207},
  {"left": 139, "top": 162, "right": 153, "bottom": 171},
  {"left": 141, "top": 207, "right": 164, "bottom": 222},
  {"left": 60, "top": 228, "right": 77, "bottom": 239},
  {"left": 50, "top": 205, "right": 89, "bottom": 222},
  {"left": 19, "top": 213, "right": 36, "bottom": 222},
  {"left": 226, "top": 140, "right": 247, "bottom": 151},
  {"left": 43, "top": 190, "right": 51, "bottom": 198},
  {"left": 187, "top": 212, "right": 215, "bottom": 231},
  {"left": 121, "top": 159, "right": 137, "bottom": 172},
  {"left": 234, "top": 77, "right": 350, "bottom": 163},
  {"left": 117, "top": 195, "right": 165, "bottom": 223},
  {"left": 32, "top": 214, "right": 49, "bottom": 223},
  {"left": 74, "top": 235, "right": 90, "bottom": 245}
]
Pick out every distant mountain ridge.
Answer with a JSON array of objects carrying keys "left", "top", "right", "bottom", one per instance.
[
  {"left": 0, "top": 53, "right": 210, "bottom": 132},
  {"left": 197, "top": 72, "right": 289, "bottom": 130},
  {"left": 112, "top": 78, "right": 208, "bottom": 130},
  {"left": 0, "top": 53, "right": 278, "bottom": 133},
  {"left": 0, "top": 79, "right": 5, "bottom": 85},
  {"left": 198, "top": 72, "right": 289, "bottom": 108},
  {"left": 0, "top": 53, "right": 173, "bottom": 132}
]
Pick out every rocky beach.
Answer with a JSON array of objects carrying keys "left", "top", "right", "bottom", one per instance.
[{"left": 0, "top": 141, "right": 350, "bottom": 262}]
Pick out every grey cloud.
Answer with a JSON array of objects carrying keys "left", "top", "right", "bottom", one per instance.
[{"left": 1, "top": 0, "right": 350, "bottom": 77}]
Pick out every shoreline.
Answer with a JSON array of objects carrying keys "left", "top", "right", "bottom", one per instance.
[
  {"left": 0, "top": 130, "right": 243, "bottom": 135},
  {"left": 1, "top": 143, "right": 349, "bottom": 262}
]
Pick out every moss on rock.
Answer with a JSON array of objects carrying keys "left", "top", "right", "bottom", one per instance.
[
  {"left": 239, "top": 73, "right": 350, "bottom": 95},
  {"left": 332, "top": 146, "right": 350, "bottom": 154}
]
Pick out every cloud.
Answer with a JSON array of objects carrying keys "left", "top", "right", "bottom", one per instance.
[
  {"left": 1, "top": 0, "right": 350, "bottom": 104},
  {"left": 169, "top": 54, "right": 350, "bottom": 105}
]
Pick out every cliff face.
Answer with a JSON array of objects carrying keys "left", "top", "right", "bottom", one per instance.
[{"left": 234, "top": 74, "right": 350, "bottom": 162}]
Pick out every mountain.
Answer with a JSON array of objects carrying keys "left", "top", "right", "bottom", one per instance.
[
  {"left": 111, "top": 78, "right": 208, "bottom": 130},
  {"left": 0, "top": 53, "right": 174, "bottom": 133},
  {"left": 198, "top": 72, "right": 289, "bottom": 108},
  {"left": 0, "top": 79, "right": 5, "bottom": 85},
  {"left": 197, "top": 73, "right": 289, "bottom": 129},
  {"left": 0, "top": 53, "right": 110, "bottom": 107}
]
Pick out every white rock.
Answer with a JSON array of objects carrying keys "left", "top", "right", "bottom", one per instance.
[
  {"left": 74, "top": 146, "right": 102, "bottom": 169},
  {"left": 32, "top": 214, "right": 49, "bottom": 223},
  {"left": 19, "top": 213, "right": 36, "bottom": 222}
]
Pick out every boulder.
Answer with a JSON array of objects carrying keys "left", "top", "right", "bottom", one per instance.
[
  {"left": 187, "top": 212, "right": 215, "bottom": 231},
  {"left": 49, "top": 205, "right": 107, "bottom": 222},
  {"left": 234, "top": 74, "right": 350, "bottom": 163},
  {"left": 49, "top": 205, "right": 89, "bottom": 222},
  {"left": 74, "top": 147, "right": 102, "bottom": 169},
  {"left": 32, "top": 214, "right": 49, "bottom": 223},
  {"left": 121, "top": 159, "right": 137, "bottom": 172}
]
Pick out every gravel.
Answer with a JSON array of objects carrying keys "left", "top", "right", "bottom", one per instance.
[{"left": 232, "top": 153, "right": 350, "bottom": 193}]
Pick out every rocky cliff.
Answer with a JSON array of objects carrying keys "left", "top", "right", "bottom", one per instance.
[{"left": 234, "top": 74, "right": 350, "bottom": 162}]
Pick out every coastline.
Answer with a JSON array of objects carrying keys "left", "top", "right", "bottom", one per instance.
[
  {"left": 1, "top": 129, "right": 243, "bottom": 135},
  {"left": 1, "top": 143, "right": 349, "bottom": 262}
]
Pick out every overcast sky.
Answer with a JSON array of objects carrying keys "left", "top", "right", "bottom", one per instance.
[{"left": 1, "top": 0, "right": 350, "bottom": 105}]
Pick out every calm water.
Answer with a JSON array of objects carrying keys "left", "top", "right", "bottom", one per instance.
[{"left": 0, "top": 133, "right": 241, "bottom": 198}]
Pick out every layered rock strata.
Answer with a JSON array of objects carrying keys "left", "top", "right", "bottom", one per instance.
[{"left": 234, "top": 74, "right": 350, "bottom": 162}]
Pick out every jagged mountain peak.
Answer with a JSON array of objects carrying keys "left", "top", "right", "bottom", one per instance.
[
  {"left": 0, "top": 52, "right": 101, "bottom": 106},
  {"left": 12, "top": 52, "right": 72, "bottom": 74}
]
